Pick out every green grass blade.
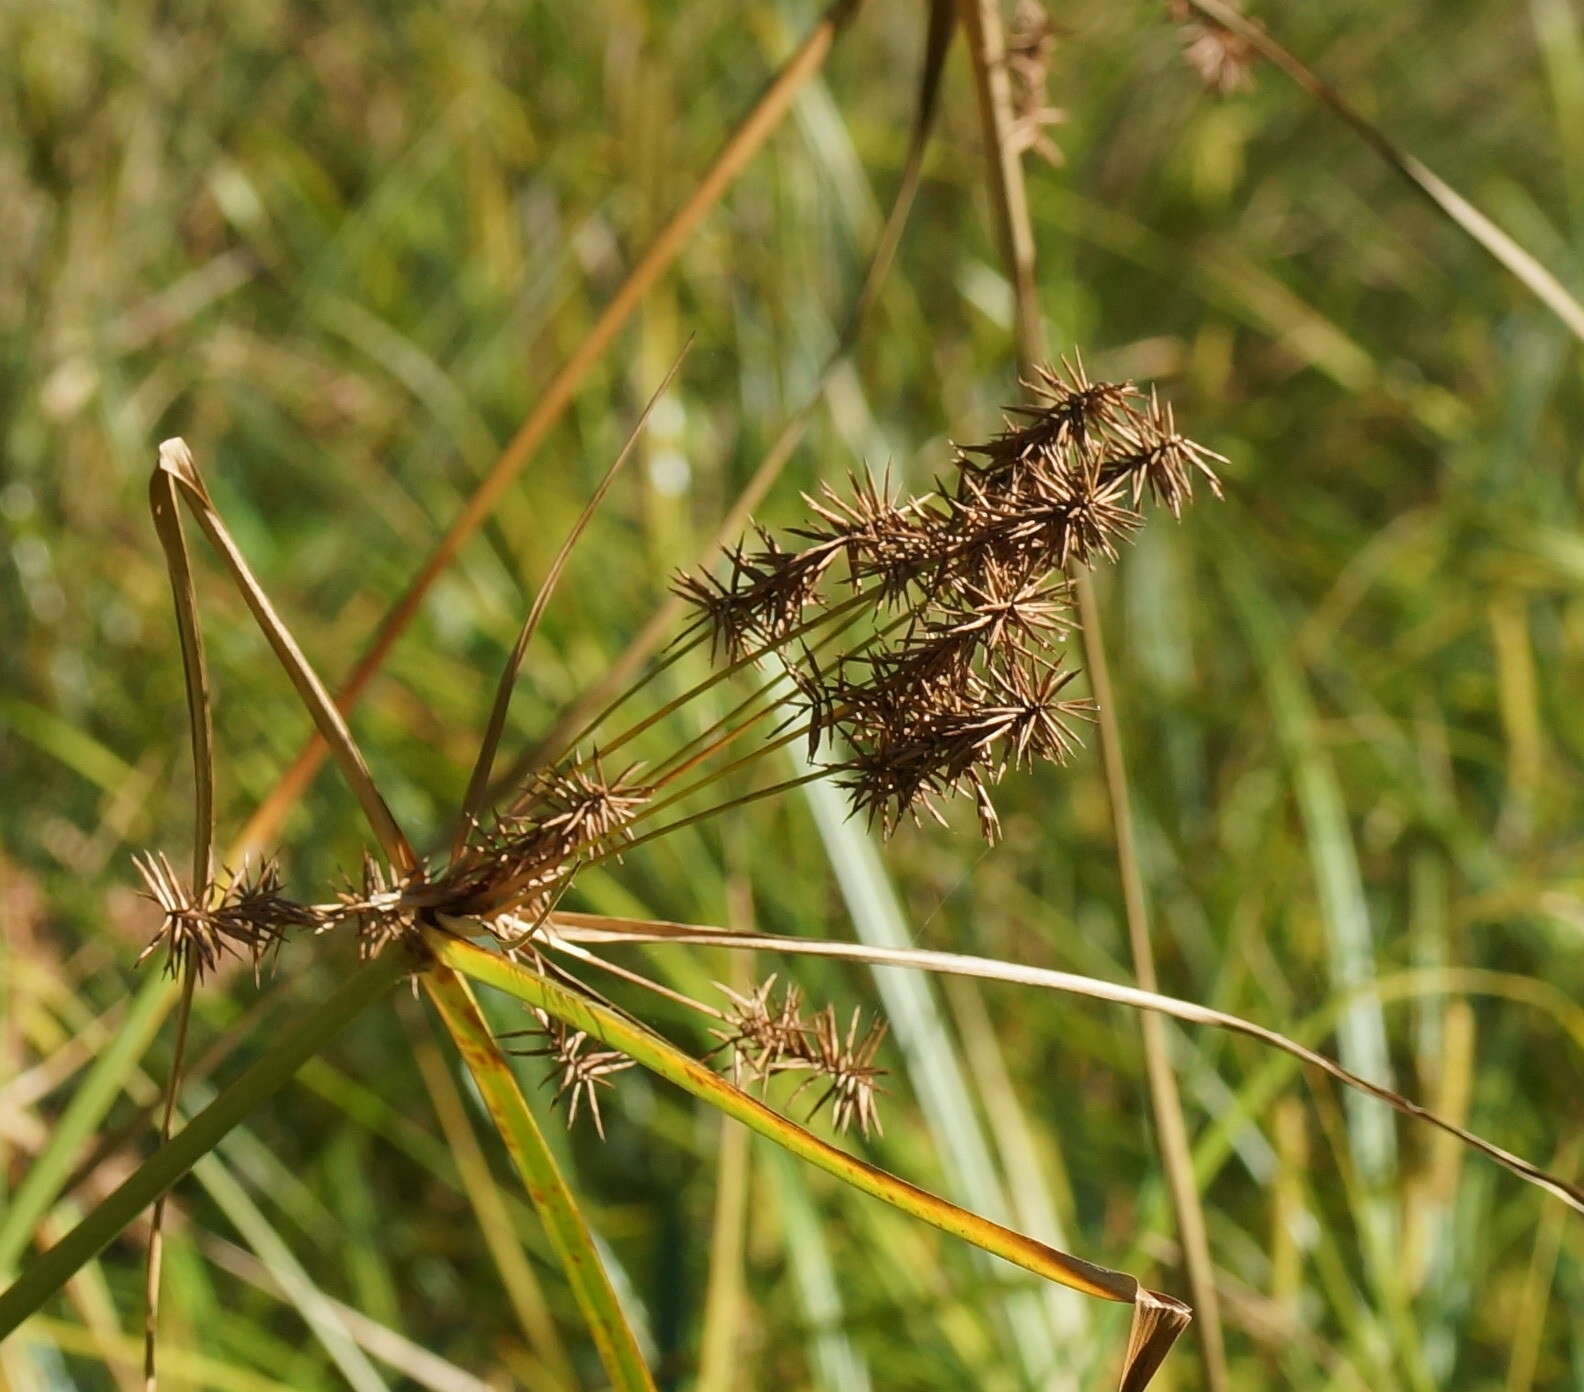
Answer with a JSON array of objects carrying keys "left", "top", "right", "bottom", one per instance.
[
  {"left": 409, "top": 1028, "right": 575, "bottom": 1388},
  {"left": 0, "top": 969, "right": 173, "bottom": 1275},
  {"left": 547, "top": 914, "right": 1584, "bottom": 1214},
  {"left": 695, "top": 947, "right": 755, "bottom": 1392},
  {"left": 762, "top": 1145, "right": 872, "bottom": 1392},
  {"left": 0, "top": 952, "right": 407, "bottom": 1336},
  {"left": 420, "top": 963, "right": 656, "bottom": 1392},
  {"left": 694, "top": 1111, "right": 752, "bottom": 1392},
  {"left": 19, "top": 1315, "right": 300, "bottom": 1392},
  {"left": 797, "top": 772, "right": 1066, "bottom": 1381},
  {"left": 189, "top": 1154, "right": 388, "bottom": 1392},
  {"left": 430, "top": 925, "right": 1137, "bottom": 1297},
  {"left": 1217, "top": 551, "right": 1399, "bottom": 1189}
]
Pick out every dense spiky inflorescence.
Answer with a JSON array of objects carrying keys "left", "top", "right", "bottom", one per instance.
[
  {"left": 675, "top": 359, "right": 1223, "bottom": 840},
  {"left": 134, "top": 362, "right": 1218, "bottom": 1149},
  {"left": 321, "top": 852, "right": 419, "bottom": 961},
  {"left": 133, "top": 852, "right": 315, "bottom": 981},
  {"left": 436, "top": 756, "right": 651, "bottom": 925},
  {"left": 709, "top": 977, "right": 887, "bottom": 1138}
]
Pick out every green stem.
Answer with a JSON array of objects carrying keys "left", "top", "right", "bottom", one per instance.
[
  {"left": 0, "top": 969, "right": 175, "bottom": 1275},
  {"left": 421, "top": 964, "right": 655, "bottom": 1392},
  {"left": 429, "top": 926, "right": 1142, "bottom": 1305},
  {"left": 0, "top": 953, "right": 408, "bottom": 1337}
]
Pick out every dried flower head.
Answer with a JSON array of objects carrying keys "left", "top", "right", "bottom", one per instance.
[
  {"left": 525, "top": 758, "right": 652, "bottom": 848},
  {"left": 672, "top": 527, "right": 835, "bottom": 661},
  {"left": 441, "top": 757, "right": 651, "bottom": 919},
  {"left": 501, "top": 1008, "right": 634, "bottom": 1139},
  {"left": 708, "top": 975, "right": 810, "bottom": 1085},
  {"left": 1167, "top": 0, "right": 1258, "bottom": 95},
  {"left": 1006, "top": 0, "right": 1066, "bottom": 165},
  {"left": 929, "top": 563, "right": 1075, "bottom": 658},
  {"left": 961, "top": 358, "right": 1137, "bottom": 480},
  {"left": 669, "top": 358, "right": 1221, "bottom": 842},
  {"left": 709, "top": 979, "right": 888, "bottom": 1138},
  {"left": 1104, "top": 387, "right": 1227, "bottom": 516},
  {"left": 322, "top": 851, "right": 418, "bottom": 960},
  {"left": 788, "top": 1006, "right": 888, "bottom": 1139},
  {"left": 794, "top": 472, "right": 942, "bottom": 602},
  {"left": 133, "top": 851, "right": 312, "bottom": 981}
]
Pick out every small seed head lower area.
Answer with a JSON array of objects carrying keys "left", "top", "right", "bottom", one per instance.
[{"left": 133, "top": 851, "right": 314, "bottom": 982}]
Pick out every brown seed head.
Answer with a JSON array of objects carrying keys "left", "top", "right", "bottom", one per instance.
[
  {"left": 501, "top": 1008, "right": 633, "bottom": 1139},
  {"left": 133, "top": 851, "right": 312, "bottom": 982},
  {"left": 322, "top": 851, "right": 418, "bottom": 961}
]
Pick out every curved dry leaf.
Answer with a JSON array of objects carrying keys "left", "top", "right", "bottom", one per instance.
[
  {"left": 156, "top": 439, "right": 415, "bottom": 875},
  {"left": 429, "top": 924, "right": 1191, "bottom": 1391},
  {"left": 544, "top": 911, "right": 1584, "bottom": 1217}
]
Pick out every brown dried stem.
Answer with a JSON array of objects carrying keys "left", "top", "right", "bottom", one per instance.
[
  {"left": 231, "top": 0, "right": 873, "bottom": 865},
  {"left": 956, "top": 0, "right": 1224, "bottom": 1383}
]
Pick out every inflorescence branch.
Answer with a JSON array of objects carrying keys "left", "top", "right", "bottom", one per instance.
[{"left": 133, "top": 360, "right": 1221, "bottom": 1141}]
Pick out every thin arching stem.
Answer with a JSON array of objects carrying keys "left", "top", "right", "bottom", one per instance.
[{"left": 454, "top": 350, "right": 688, "bottom": 857}]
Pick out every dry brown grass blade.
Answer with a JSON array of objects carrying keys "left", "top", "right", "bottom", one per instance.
[
  {"left": 954, "top": 0, "right": 1225, "bottom": 1382},
  {"left": 1183, "top": 0, "right": 1584, "bottom": 344},
  {"left": 452, "top": 348, "right": 690, "bottom": 857},
  {"left": 231, "top": 0, "right": 869, "bottom": 864},
  {"left": 488, "top": 0, "right": 955, "bottom": 787},
  {"left": 143, "top": 458, "right": 221, "bottom": 1392},
  {"left": 546, "top": 912, "right": 1584, "bottom": 1217},
  {"left": 1122, "top": 1292, "right": 1195, "bottom": 1392},
  {"left": 156, "top": 439, "right": 415, "bottom": 875},
  {"left": 146, "top": 468, "right": 215, "bottom": 889}
]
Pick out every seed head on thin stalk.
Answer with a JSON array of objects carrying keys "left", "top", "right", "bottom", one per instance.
[
  {"left": 670, "top": 527, "right": 836, "bottom": 662},
  {"left": 666, "top": 360, "right": 1221, "bottom": 845},
  {"left": 432, "top": 755, "right": 652, "bottom": 925},
  {"left": 1166, "top": 0, "right": 1259, "bottom": 95},
  {"left": 1105, "top": 388, "right": 1227, "bottom": 517},
  {"left": 136, "top": 366, "right": 1219, "bottom": 1160},
  {"left": 960, "top": 357, "right": 1135, "bottom": 479},
  {"left": 707, "top": 975, "right": 811, "bottom": 1085},
  {"left": 788, "top": 1006, "right": 888, "bottom": 1140}
]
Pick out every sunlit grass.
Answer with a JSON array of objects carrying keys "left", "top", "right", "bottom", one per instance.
[{"left": 2, "top": 0, "right": 1581, "bottom": 1388}]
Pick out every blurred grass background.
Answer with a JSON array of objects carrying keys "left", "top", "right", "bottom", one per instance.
[{"left": 2, "top": 0, "right": 1582, "bottom": 1388}]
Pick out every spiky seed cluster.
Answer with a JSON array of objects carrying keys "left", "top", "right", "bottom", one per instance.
[
  {"left": 794, "top": 1004, "right": 888, "bottom": 1139},
  {"left": 500, "top": 1008, "right": 634, "bottom": 1139},
  {"left": 672, "top": 527, "right": 838, "bottom": 663},
  {"left": 322, "top": 852, "right": 418, "bottom": 960},
  {"left": 134, "top": 366, "right": 1213, "bottom": 1159},
  {"left": 133, "top": 852, "right": 315, "bottom": 981},
  {"left": 676, "top": 359, "right": 1224, "bottom": 840},
  {"left": 709, "top": 977, "right": 887, "bottom": 1138},
  {"left": 438, "top": 758, "right": 651, "bottom": 924}
]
